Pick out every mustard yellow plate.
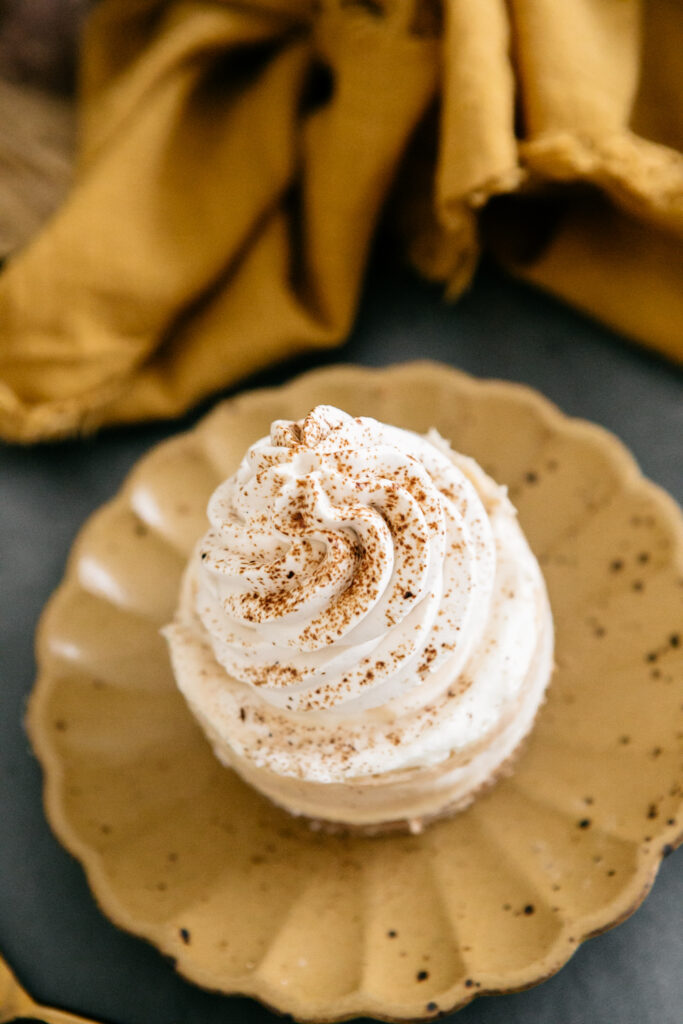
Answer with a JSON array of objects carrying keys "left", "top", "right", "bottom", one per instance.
[{"left": 28, "top": 363, "right": 682, "bottom": 1021}]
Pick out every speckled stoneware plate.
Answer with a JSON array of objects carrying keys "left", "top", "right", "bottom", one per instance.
[{"left": 28, "top": 362, "right": 682, "bottom": 1022}]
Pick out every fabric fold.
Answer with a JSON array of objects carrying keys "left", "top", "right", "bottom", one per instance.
[{"left": 0, "top": 0, "right": 680, "bottom": 442}]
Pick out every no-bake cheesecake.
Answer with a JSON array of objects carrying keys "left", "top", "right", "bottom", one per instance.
[{"left": 165, "top": 405, "right": 554, "bottom": 833}]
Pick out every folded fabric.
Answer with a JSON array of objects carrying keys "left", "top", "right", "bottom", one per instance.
[{"left": 0, "top": 0, "right": 681, "bottom": 442}]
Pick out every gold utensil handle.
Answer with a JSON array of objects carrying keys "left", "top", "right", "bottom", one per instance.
[
  {"left": 29, "top": 1007, "right": 104, "bottom": 1024},
  {"left": 1, "top": 953, "right": 104, "bottom": 1024}
]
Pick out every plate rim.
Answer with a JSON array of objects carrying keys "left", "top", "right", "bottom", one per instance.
[{"left": 27, "top": 360, "right": 683, "bottom": 1022}]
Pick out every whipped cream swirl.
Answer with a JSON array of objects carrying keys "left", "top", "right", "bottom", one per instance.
[
  {"left": 195, "top": 405, "right": 495, "bottom": 714},
  {"left": 168, "top": 405, "right": 551, "bottom": 787}
]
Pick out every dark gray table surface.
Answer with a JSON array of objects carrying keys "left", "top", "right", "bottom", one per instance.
[{"left": 1, "top": 257, "right": 682, "bottom": 1024}]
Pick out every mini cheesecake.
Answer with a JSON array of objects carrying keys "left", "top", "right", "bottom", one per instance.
[{"left": 165, "top": 405, "right": 554, "bottom": 833}]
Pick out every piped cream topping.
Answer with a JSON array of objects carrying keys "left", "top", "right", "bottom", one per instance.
[{"left": 167, "top": 405, "right": 552, "bottom": 784}]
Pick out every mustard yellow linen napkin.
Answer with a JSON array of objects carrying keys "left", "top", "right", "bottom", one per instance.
[{"left": 0, "top": 0, "right": 681, "bottom": 442}]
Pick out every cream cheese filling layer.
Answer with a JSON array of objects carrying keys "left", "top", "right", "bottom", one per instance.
[{"left": 165, "top": 405, "right": 554, "bottom": 821}]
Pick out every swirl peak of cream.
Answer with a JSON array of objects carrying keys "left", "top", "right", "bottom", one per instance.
[
  {"left": 166, "top": 405, "right": 554, "bottom": 829},
  {"left": 191, "top": 405, "right": 496, "bottom": 716}
]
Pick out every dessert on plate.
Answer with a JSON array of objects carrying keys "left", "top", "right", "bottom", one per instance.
[
  {"left": 165, "top": 403, "right": 554, "bottom": 833},
  {"left": 29, "top": 365, "right": 683, "bottom": 1018}
]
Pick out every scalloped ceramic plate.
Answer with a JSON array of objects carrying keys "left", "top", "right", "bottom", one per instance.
[{"left": 28, "top": 363, "right": 682, "bottom": 1021}]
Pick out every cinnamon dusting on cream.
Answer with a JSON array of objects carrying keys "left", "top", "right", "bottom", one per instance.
[{"left": 165, "top": 405, "right": 554, "bottom": 826}]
